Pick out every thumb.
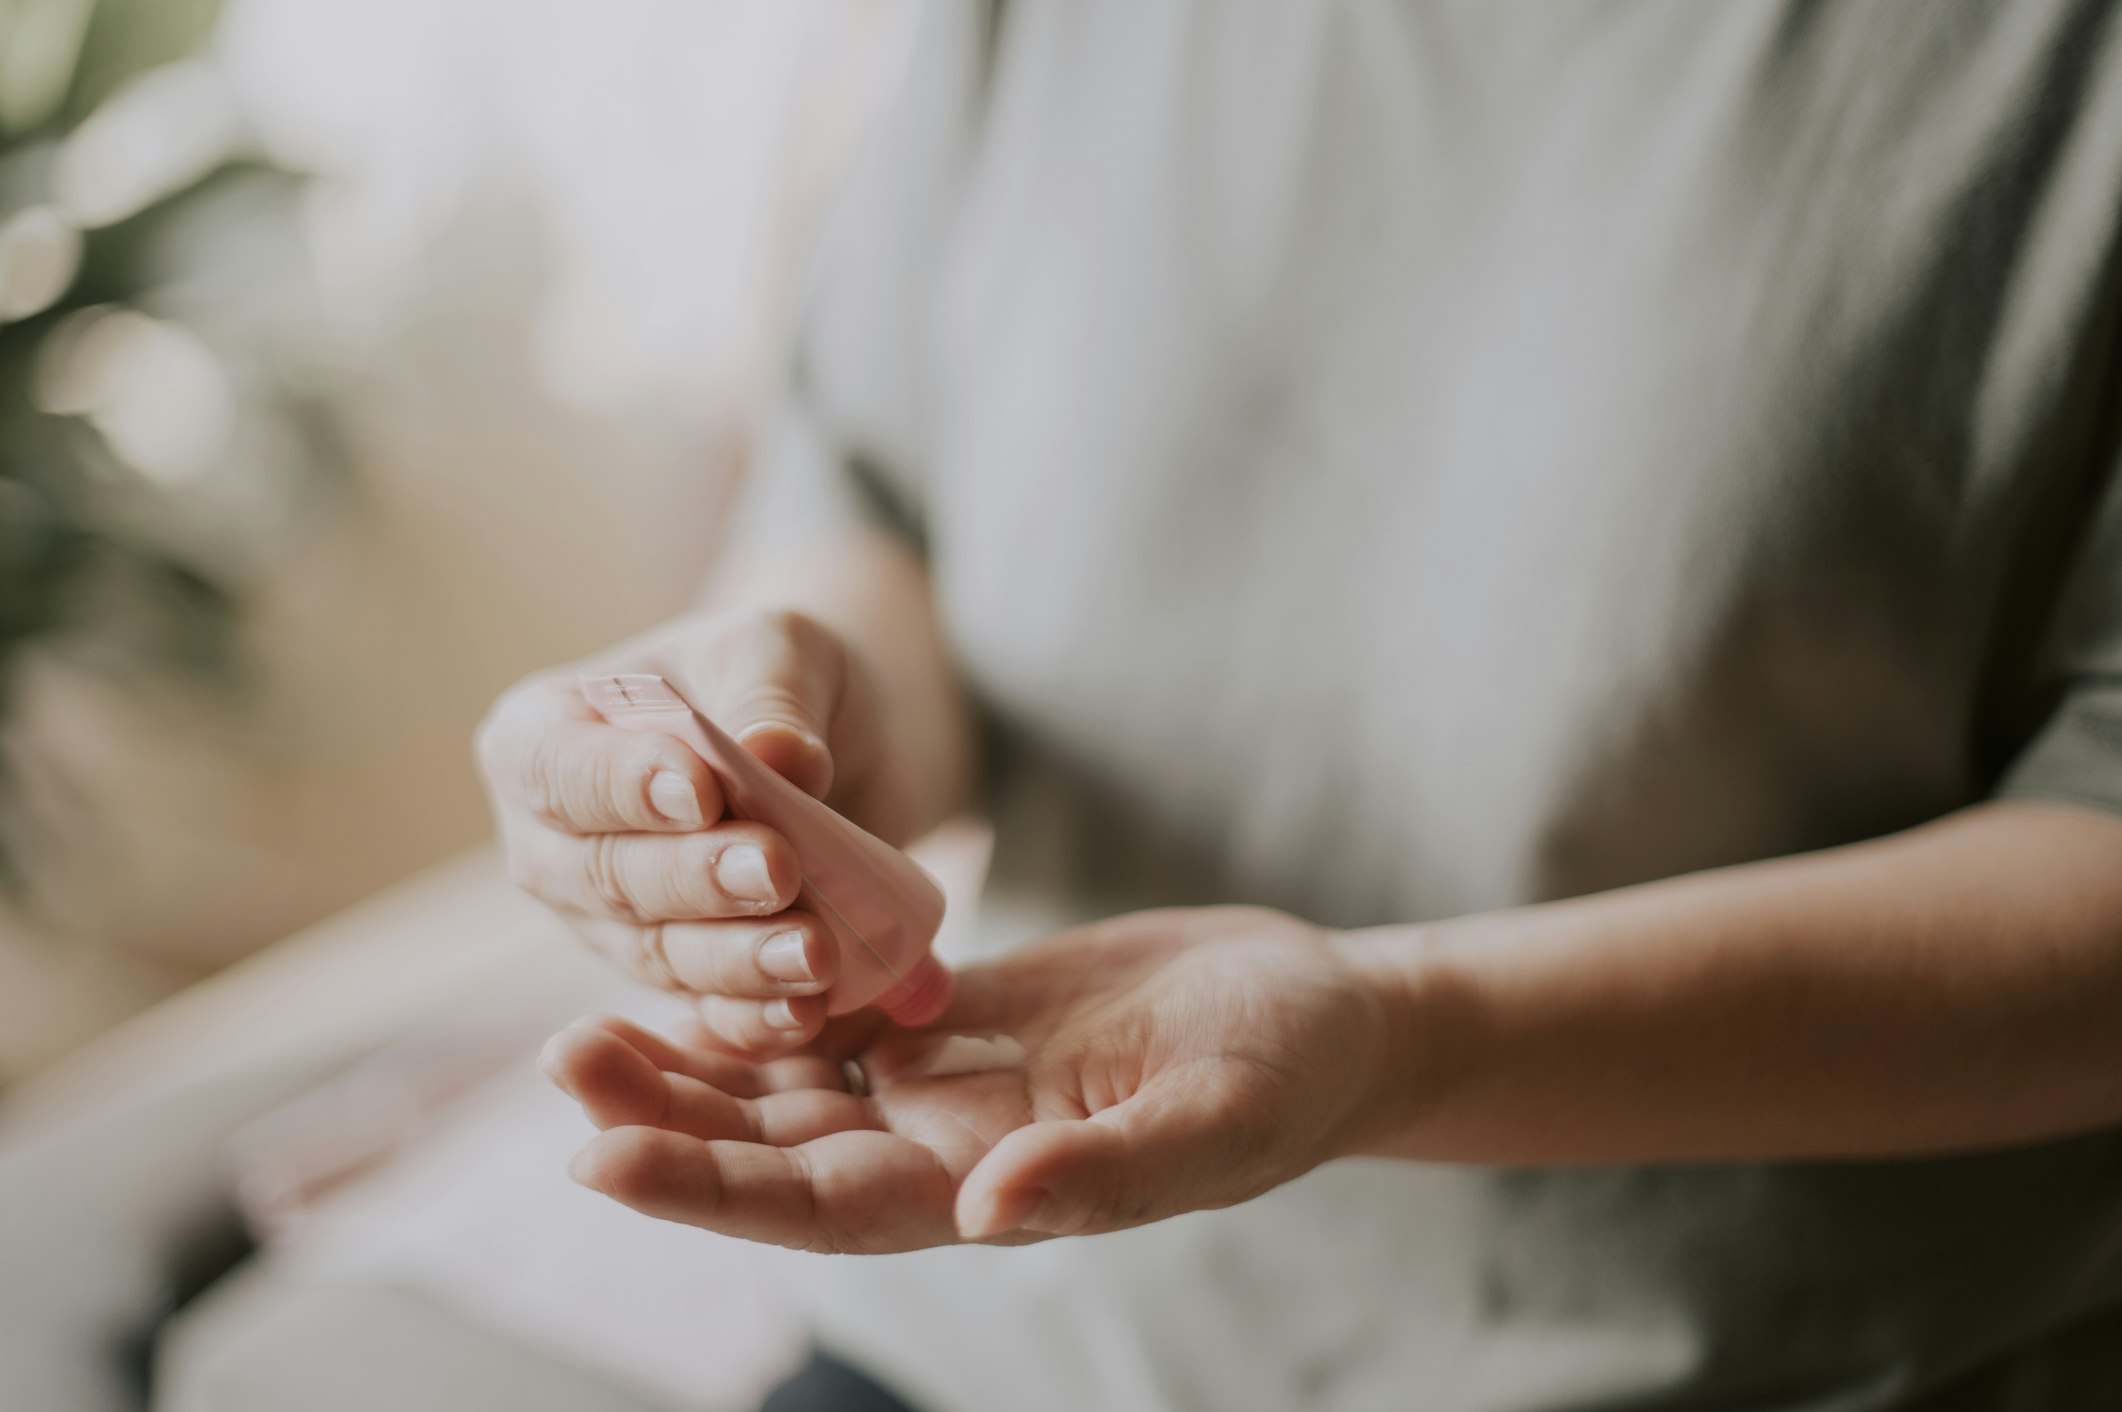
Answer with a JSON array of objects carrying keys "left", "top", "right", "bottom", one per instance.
[
  {"left": 733, "top": 707, "right": 834, "bottom": 801},
  {"left": 954, "top": 1078, "right": 1261, "bottom": 1241},
  {"left": 681, "top": 612, "right": 844, "bottom": 800}
]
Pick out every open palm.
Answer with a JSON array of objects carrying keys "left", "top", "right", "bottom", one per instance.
[{"left": 541, "top": 907, "right": 1387, "bottom": 1251}]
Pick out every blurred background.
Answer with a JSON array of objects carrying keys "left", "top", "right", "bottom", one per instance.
[
  {"left": 0, "top": 3, "right": 926, "bottom": 1407},
  {"left": 0, "top": 0, "right": 914, "bottom": 1077}
]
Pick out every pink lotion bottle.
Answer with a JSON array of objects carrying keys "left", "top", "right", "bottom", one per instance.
[{"left": 580, "top": 673, "right": 954, "bottom": 1026}]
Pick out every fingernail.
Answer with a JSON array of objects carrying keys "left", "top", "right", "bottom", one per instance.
[
  {"left": 717, "top": 844, "right": 778, "bottom": 903},
  {"left": 649, "top": 770, "right": 702, "bottom": 827},
  {"left": 764, "top": 998, "right": 806, "bottom": 1030},
  {"left": 758, "top": 930, "right": 814, "bottom": 983},
  {"left": 737, "top": 721, "right": 827, "bottom": 755},
  {"left": 963, "top": 1185, "right": 1048, "bottom": 1239}
]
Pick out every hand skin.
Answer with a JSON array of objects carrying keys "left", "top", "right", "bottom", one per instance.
[
  {"left": 1348, "top": 798, "right": 2122, "bottom": 1165},
  {"left": 543, "top": 907, "right": 1382, "bottom": 1251},
  {"left": 476, "top": 530, "right": 974, "bottom": 1052},
  {"left": 545, "top": 799, "right": 2122, "bottom": 1250}
]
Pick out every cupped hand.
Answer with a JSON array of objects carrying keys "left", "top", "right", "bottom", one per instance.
[
  {"left": 540, "top": 907, "right": 1393, "bottom": 1251},
  {"left": 476, "top": 609, "right": 917, "bottom": 1052}
]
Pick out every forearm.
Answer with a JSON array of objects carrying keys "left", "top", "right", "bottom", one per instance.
[
  {"left": 706, "top": 527, "right": 975, "bottom": 838},
  {"left": 1342, "top": 800, "right": 2122, "bottom": 1165}
]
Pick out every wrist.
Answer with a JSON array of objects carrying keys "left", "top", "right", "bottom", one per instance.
[
  {"left": 836, "top": 638, "right": 973, "bottom": 845},
  {"left": 821, "top": 616, "right": 977, "bottom": 843},
  {"left": 1326, "top": 920, "right": 1480, "bottom": 1160}
]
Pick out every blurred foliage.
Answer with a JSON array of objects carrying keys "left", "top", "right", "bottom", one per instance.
[
  {"left": 0, "top": 0, "right": 334, "bottom": 893},
  {"left": 0, "top": 0, "right": 221, "bottom": 136},
  {"left": 63, "top": 0, "right": 225, "bottom": 126}
]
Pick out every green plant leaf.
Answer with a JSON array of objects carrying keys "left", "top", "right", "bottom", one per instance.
[
  {"left": 61, "top": 0, "right": 223, "bottom": 126},
  {"left": 0, "top": 0, "right": 96, "bottom": 137},
  {"left": 67, "top": 157, "right": 300, "bottom": 305}
]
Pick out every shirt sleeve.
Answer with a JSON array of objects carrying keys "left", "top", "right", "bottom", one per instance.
[
  {"left": 736, "top": 386, "right": 929, "bottom": 558},
  {"left": 1995, "top": 439, "right": 2122, "bottom": 815},
  {"left": 731, "top": 0, "right": 996, "bottom": 561}
]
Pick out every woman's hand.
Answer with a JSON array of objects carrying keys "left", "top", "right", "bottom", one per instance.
[
  {"left": 539, "top": 907, "right": 1395, "bottom": 1251},
  {"left": 539, "top": 799, "right": 2122, "bottom": 1225},
  {"left": 477, "top": 608, "right": 923, "bottom": 1053}
]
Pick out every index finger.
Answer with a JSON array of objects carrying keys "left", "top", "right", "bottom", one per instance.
[
  {"left": 569, "top": 1126, "right": 961, "bottom": 1253},
  {"left": 478, "top": 674, "right": 723, "bottom": 833}
]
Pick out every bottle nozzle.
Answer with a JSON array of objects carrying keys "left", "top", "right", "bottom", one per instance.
[{"left": 874, "top": 953, "right": 955, "bottom": 1027}]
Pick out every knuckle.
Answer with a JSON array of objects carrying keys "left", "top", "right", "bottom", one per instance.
[
  {"left": 734, "top": 681, "right": 812, "bottom": 732},
  {"left": 783, "top": 1141, "right": 824, "bottom": 1227},
  {"left": 727, "top": 1009, "right": 772, "bottom": 1050},
  {"left": 593, "top": 1129, "right": 675, "bottom": 1203},
  {"left": 521, "top": 731, "right": 573, "bottom": 826},
  {"left": 691, "top": 932, "right": 746, "bottom": 991},
  {"left": 581, "top": 742, "right": 627, "bottom": 822},
  {"left": 522, "top": 732, "right": 659, "bottom": 832},
  {"left": 705, "top": 996, "right": 777, "bottom": 1054},
  {"left": 581, "top": 833, "right": 642, "bottom": 920},
  {"left": 604, "top": 739, "right": 659, "bottom": 823},
  {"left": 693, "top": 1003, "right": 750, "bottom": 1052},
  {"left": 686, "top": 610, "right": 841, "bottom": 727},
  {"left": 624, "top": 731, "right": 681, "bottom": 781},
  {"left": 676, "top": 833, "right": 731, "bottom": 909},
  {"left": 733, "top": 1096, "right": 768, "bottom": 1145},
  {"left": 636, "top": 923, "right": 680, "bottom": 990}
]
